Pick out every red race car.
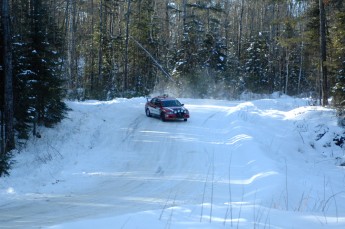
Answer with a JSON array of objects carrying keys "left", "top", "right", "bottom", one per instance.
[{"left": 145, "top": 95, "right": 190, "bottom": 121}]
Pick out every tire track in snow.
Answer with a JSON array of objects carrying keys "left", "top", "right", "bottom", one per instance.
[{"left": 122, "top": 116, "right": 142, "bottom": 143}]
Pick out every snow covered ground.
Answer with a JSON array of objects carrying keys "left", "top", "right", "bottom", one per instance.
[{"left": 1, "top": 95, "right": 345, "bottom": 229}]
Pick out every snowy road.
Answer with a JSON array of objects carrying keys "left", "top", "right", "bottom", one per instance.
[{"left": 1, "top": 97, "right": 345, "bottom": 228}]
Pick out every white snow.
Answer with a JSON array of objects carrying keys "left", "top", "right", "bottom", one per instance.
[{"left": 1, "top": 96, "right": 345, "bottom": 229}]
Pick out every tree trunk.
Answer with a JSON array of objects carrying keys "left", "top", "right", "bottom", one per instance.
[
  {"left": 285, "top": 49, "right": 289, "bottom": 95},
  {"left": 1, "top": 0, "right": 15, "bottom": 152},
  {"left": 90, "top": 0, "right": 95, "bottom": 94},
  {"left": 237, "top": 0, "right": 244, "bottom": 60},
  {"left": 1, "top": 109, "right": 4, "bottom": 154},
  {"left": 319, "top": 0, "right": 328, "bottom": 106},
  {"left": 298, "top": 39, "right": 304, "bottom": 95},
  {"left": 124, "top": 0, "right": 131, "bottom": 93},
  {"left": 66, "top": 0, "right": 78, "bottom": 93},
  {"left": 98, "top": 0, "right": 103, "bottom": 91}
]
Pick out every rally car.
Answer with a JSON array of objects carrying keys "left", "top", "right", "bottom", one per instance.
[{"left": 145, "top": 95, "right": 190, "bottom": 121}]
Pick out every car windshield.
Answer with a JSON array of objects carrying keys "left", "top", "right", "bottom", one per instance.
[{"left": 162, "top": 100, "right": 181, "bottom": 107}]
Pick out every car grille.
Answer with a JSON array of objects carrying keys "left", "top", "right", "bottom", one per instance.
[
  {"left": 176, "top": 112, "right": 184, "bottom": 118},
  {"left": 173, "top": 109, "right": 183, "bottom": 118}
]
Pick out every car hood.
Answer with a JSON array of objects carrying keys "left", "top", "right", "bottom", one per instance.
[{"left": 163, "top": 106, "right": 188, "bottom": 112}]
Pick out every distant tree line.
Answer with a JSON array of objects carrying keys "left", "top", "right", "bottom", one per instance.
[
  {"left": 1, "top": 0, "right": 345, "bottom": 175},
  {"left": 44, "top": 0, "right": 344, "bottom": 103}
]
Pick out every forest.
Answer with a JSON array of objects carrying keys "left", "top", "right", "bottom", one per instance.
[{"left": 1, "top": 0, "right": 345, "bottom": 175}]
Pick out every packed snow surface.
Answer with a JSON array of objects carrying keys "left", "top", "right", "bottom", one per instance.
[{"left": 1, "top": 95, "right": 345, "bottom": 229}]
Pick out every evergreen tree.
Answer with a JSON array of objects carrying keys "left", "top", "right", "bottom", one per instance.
[
  {"left": 128, "top": 0, "right": 159, "bottom": 97},
  {"left": 172, "top": 1, "right": 226, "bottom": 97},
  {"left": 13, "top": 0, "right": 68, "bottom": 139},
  {"left": 1, "top": 0, "right": 15, "bottom": 176},
  {"left": 242, "top": 33, "right": 270, "bottom": 94},
  {"left": 303, "top": 0, "right": 327, "bottom": 101},
  {"left": 331, "top": 4, "right": 345, "bottom": 106},
  {"left": 202, "top": 33, "right": 227, "bottom": 72},
  {"left": 175, "top": 2, "right": 205, "bottom": 75},
  {"left": 29, "top": 0, "right": 68, "bottom": 127},
  {"left": 278, "top": 17, "right": 306, "bottom": 95}
]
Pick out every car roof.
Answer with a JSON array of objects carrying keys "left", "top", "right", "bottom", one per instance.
[{"left": 155, "top": 95, "right": 177, "bottom": 101}]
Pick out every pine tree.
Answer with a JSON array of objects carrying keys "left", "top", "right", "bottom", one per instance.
[
  {"left": 128, "top": 0, "right": 158, "bottom": 97},
  {"left": 1, "top": 0, "right": 15, "bottom": 176},
  {"left": 242, "top": 33, "right": 270, "bottom": 94},
  {"left": 30, "top": 0, "right": 68, "bottom": 127},
  {"left": 302, "top": 1, "right": 320, "bottom": 99},
  {"left": 331, "top": 5, "right": 345, "bottom": 107},
  {"left": 13, "top": 0, "right": 68, "bottom": 138}
]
